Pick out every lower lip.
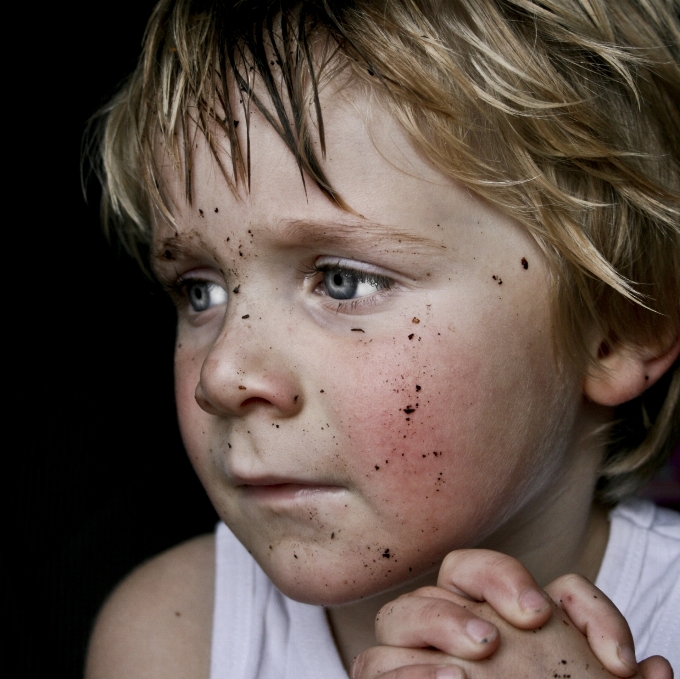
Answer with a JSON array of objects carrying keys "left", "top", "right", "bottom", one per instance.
[{"left": 241, "top": 483, "right": 345, "bottom": 503}]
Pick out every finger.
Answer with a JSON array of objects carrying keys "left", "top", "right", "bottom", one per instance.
[
  {"left": 638, "top": 656, "right": 674, "bottom": 679},
  {"left": 545, "top": 574, "right": 638, "bottom": 677},
  {"left": 437, "top": 550, "right": 551, "bottom": 629},
  {"left": 351, "top": 646, "right": 466, "bottom": 679},
  {"left": 376, "top": 593, "right": 498, "bottom": 659}
]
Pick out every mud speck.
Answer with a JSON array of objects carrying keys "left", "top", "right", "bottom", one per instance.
[
  {"left": 163, "top": 249, "right": 174, "bottom": 260},
  {"left": 408, "top": 333, "right": 415, "bottom": 340},
  {"left": 199, "top": 209, "right": 204, "bottom": 217},
  {"left": 382, "top": 549, "right": 391, "bottom": 558},
  {"left": 238, "top": 386, "right": 246, "bottom": 390},
  {"left": 233, "top": 285, "right": 240, "bottom": 293},
  {"left": 214, "top": 207, "right": 219, "bottom": 213},
  {"left": 242, "top": 314, "right": 250, "bottom": 319},
  {"left": 412, "top": 317, "right": 420, "bottom": 324},
  {"left": 404, "top": 408, "right": 415, "bottom": 414},
  {"left": 521, "top": 257, "right": 528, "bottom": 269},
  {"left": 351, "top": 328, "right": 365, "bottom": 332},
  {"left": 415, "top": 385, "right": 421, "bottom": 391}
]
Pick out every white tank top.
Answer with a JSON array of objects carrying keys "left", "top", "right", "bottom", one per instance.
[
  {"left": 210, "top": 498, "right": 680, "bottom": 677},
  {"left": 208, "top": 523, "right": 347, "bottom": 679}
]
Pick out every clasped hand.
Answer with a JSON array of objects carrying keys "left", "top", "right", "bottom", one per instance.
[{"left": 351, "top": 550, "right": 673, "bottom": 679}]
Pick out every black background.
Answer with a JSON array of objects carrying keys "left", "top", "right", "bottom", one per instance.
[{"left": 18, "top": 3, "right": 218, "bottom": 677}]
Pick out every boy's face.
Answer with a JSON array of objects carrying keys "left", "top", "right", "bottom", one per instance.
[{"left": 156, "top": 87, "right": 590, "bottom": 605}]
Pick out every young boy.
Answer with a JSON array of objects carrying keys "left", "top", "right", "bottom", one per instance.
[{"left": 85, "top": 1, "right": 679, "bottom": 677}]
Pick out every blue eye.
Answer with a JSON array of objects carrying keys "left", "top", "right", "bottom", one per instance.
[
  {"left": 186, "top": 281, "right": 228, "bottom": 312},
  {"left": 321, "top": 268, "right": 390, "bottom": 300}
]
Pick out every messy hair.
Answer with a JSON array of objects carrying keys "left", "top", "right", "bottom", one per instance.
[{"left": 89, "top": 0, "right": 680, "bottom": 503}]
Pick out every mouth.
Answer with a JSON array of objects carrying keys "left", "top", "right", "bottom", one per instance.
[{"left": 236, "top": 478, "right": 346, "bottom": 503}]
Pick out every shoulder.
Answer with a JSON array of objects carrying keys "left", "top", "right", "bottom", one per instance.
[
  {"left": 85, "top": 533, "right": 215, "bottom": 679},
  {"left": 600, "top": 499, "right": 680, "bottom": 665}
]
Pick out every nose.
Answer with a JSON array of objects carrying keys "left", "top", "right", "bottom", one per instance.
[{"left": 194, "top": 321, "right": 304, "bottom": 418}]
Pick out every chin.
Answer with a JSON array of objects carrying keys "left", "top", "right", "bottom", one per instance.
[{"left": 260, "top": 550, "right": 429, "bottom": 606}]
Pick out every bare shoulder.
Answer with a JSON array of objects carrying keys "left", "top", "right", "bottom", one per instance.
[{"left": 85, "top": 533, "right": 215, "bottom": 679}]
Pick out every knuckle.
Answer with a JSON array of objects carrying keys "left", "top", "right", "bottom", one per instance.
[{"left": 351, "top": 648, "right": 380, "bottom": 679}]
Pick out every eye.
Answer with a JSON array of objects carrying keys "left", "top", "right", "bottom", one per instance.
[
  {"left": 186, "top": 280, "right": 228, "bottom": 312},
  {"left": 320, "top": 266, "right": 391, "bottom": 300}
]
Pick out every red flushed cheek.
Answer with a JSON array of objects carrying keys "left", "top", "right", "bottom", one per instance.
[{"left": 330, "top": 328, "right": 484, "bottom": 506}]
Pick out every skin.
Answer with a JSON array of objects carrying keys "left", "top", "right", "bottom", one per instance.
[{"left": 157, "top": 87, "right": 611, "bottom": 660}]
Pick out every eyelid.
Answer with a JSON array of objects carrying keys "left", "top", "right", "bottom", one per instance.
[
  {"left": 162, "top": 269, "right": 227, "bottom": 306},
  {"left": 313, "top": 256, "right": 400, "bottom": 280}
]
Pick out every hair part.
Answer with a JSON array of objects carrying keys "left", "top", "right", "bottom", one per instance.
[{"left": 87, "top": 0, "right": 680, "bottom": 502}]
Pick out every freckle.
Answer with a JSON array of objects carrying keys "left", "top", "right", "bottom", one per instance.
[
  {"left": 269, "top": 545, "right": 272, "bottom": 549},
  {"left": 412, "top": 317, "right": 420, "bottom": 324},
  {"left": 242, "top": 314, "right": 250, "bottom": 319},
  {"left": 175, "top": 611, "right": 181, "bottom": 617}
]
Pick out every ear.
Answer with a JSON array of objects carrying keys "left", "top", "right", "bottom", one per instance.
[{"left": 583, "top": 334, "right": 680, "bottom": 407}]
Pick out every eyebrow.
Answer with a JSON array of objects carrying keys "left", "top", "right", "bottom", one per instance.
[
  {"left": 153, "top": 217, "right": 447, "bottom": 266},
  {"left": 275, "top": 219, "right": 447, "bottom": 253}
]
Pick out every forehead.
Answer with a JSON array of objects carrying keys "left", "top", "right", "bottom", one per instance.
[{"left": 155, "top": 84, "right": 501, "bottom": 244}]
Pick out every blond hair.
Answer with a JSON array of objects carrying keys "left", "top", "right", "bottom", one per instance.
[{"left": 89, "top": 0, "right": 680, "bottom": 502}]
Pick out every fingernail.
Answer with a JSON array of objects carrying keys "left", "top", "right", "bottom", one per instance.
[
  {"left": 520, "top": 588, "right": 549, "bottom": 612},
  {"left": 465, "top": 618, "right": 496, "bottom": 644},
  {"left": 617, "top": 644, "right": 637, "bottom": 670},
  {"left": 436, "top": 667, "right": 463, "bottom": 679}
]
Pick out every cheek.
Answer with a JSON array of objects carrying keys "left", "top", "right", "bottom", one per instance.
[
  {"left": 327, "top": 314, "right": 569, "bottom": 545},
  {"left": 174, "top": 342, "right": 209, "bottom": 469}
]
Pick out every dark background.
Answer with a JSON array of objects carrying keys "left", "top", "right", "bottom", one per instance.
[
  {"left": 15, "top": 4, "right": 680, "bottom": 678},
  {"left": 18, "top": 3, "right": 218, "bottom": 677}
]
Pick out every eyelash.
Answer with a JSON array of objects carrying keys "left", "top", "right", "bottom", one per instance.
[
  {"left": 303, "top": 262, "right": 395, "bottom": 307},
  {"left": 163, "top": 276, "right": 216, "bottom": 309},
  {"left": 162, "top": 263, "right": 396, "bottom": 312}
]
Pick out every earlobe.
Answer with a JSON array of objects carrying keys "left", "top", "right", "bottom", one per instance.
[{"left": 583, "top": 334, "right": 680, "bottom": 407}]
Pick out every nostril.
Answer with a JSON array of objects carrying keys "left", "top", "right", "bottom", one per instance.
[{"left": 241, "top": 396, "right": 272, "bottom": 408}]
